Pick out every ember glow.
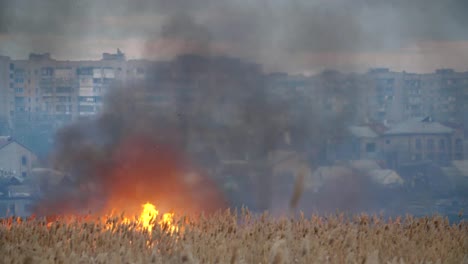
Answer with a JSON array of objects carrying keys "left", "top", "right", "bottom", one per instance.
[{"left": 122, "top": 202, "right": 178, "bottom": 233}]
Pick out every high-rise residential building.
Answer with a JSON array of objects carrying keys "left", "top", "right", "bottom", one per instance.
[
  {"left": 366, "top": 68, "right": 468, "bottom": 126},
  {"left": 4, "top": 51, "right": 143, "bottom": 130},
  {"left": 366, "top": 68, "right": 405, "bottom": 125},
  {"left": 0, "top": 51, "right": 467, "bottom": 140},
  {"left": 0, "top": 56, "right": 12, "bottom": 133}
]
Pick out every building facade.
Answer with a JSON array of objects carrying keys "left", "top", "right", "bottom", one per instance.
[
  {"left": 0, "top": 136, "right": 38, "bottom": 178},
  {"left": 0, "top": 56, "right": 12, "bottom": 133},
  {"left": 367, "top": 68, "right": 468, "bottom": 126},
  {"left": 382, "top": 117, "right": 457, "bottom": 168}
]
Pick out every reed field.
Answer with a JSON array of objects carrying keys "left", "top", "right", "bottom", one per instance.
[{"left": 0, "top": 210, "right": 467, "bottom": 264}]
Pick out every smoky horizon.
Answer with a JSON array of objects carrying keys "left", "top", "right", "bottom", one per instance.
[{"left": 0, "top": 0, "right": 466, "bottom": 221}]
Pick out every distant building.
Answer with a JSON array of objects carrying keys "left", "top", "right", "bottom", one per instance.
[
  {"left": 382, "top": 116, "right": 459, "bottom": 168},
  {"left": 366, "top": 68, "right": 468, "bottom": 126},
  {"left": 0, "top": 56, "right": 12, "bottom": 132},
  {"left": 0, "top": 136, "right": 37, "bottom": 178},
  {"left": 0, "top": 184, "right": 36, "bottom": 217},
  {"left": 367, "top": 68, "right": 405, "bottom": 124},
  {"left": 2, "top": 50, "right": 160, "bottom": 131},
  {"left": 347, "top": 126, "right": 381, "bottom": 160}
]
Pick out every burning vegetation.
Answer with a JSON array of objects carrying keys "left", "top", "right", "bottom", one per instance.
[{"left": 3, "top": 50, "right": 460, "bottom": 262}]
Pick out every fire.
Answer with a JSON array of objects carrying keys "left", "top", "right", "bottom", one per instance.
[
  {"left": 139, "top": 203, "right": 158, "bottom": 232},
  {"left": 123, "top": 202, "right": 178, "bottom": 233},
  {"left": 34, "top": 135, "right": 227, "bottom": 226}
]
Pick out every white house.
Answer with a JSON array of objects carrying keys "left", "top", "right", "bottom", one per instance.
[{"left": 0, "top": 136, "right": 37, "bottom": 178}]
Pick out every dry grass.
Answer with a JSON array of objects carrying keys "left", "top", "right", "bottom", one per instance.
[{"left": 0, "top": 210, "right": 467, "bottom": 264}]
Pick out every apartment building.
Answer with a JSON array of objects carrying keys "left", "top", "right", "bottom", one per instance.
[
  {"left": 0, "top": 56, "right": 12, "bottom": 133},
  {"left": 3, "top": 51, "right": 160, "bottom": 129},
  {"left": 367, "top": 68, "right": 406, "bottom": 124},
  {"left": 367, "top": 68, "right": 468, "bottom": 126}
]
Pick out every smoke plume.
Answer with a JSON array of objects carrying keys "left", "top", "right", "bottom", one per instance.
[{"left": 33, "top": 51, "right": 365, "bottom": 216}]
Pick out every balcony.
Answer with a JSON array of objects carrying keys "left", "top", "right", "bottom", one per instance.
[
  {"left": 55, "top": 78, "right": 76, "bottom": 87},
  {"left": 39, "top": 79, "right": 53, "bottom": 86}
]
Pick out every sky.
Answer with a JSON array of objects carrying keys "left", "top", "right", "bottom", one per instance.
[{"left": 1, "top": 0, "right": 468, "bottom": 74}]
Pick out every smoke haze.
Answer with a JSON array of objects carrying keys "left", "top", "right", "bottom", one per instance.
[
  {"left": 1, "top": 0, "right": 468, "bottom": 72},
  {"left": 1, "top": 0, "right": 466, "bottom": 217}
]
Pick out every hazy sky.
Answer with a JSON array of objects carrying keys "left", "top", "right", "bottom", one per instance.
[{"left": 1, "top": 0, "right": 468, "bottom": 74}]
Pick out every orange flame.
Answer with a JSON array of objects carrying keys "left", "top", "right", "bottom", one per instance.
[{"left": 121, "top": 202, "right": 178, "bottom": 233}]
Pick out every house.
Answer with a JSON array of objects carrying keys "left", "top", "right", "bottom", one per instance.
[
  {"left": 0, "top": 136, "right": 38, "bottom": 178},
  {"left": 325, "top": 125, "right": 384, "bottom": 162},
  {"left": 382, "top": 117, "right": 456, "bottom": 168},
  {"left": 0, "top": 185, "right": 36, "bottom": 217},
  {"left": 0, "top": 173, "right": 37, "bottom": 217},
  {"left": 348, "top": 126, "right": 381, "bottom": 160}
]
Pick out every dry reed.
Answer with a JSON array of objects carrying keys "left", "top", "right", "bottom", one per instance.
[{"left": 0, "top": 211, "right": 466, "bottom": 264}]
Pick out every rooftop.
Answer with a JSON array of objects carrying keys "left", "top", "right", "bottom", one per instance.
[
  {"left": 368, "top": 169, "right": 404, "bottom": 185},
  {"left": 349, "top": 126, "right": 378, "bottom": 138},
  {"left": 0, "top": 136, "right": 13, "bottom": 149},
  {"left": 384, "top": 117, "right": 453, "bottom": 135},
  {"left": 7, "top": 185, "right": 34, "bottom": 198}
]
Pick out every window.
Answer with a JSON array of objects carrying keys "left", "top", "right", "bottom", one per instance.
[
  {"left": 415, "top": 138, "right": 422, "bottom": 150},
  {"left": 427, "top": 139, "right": 434, "bottom": 151},
  {"left": 15, "top": 97, "right": 25, "bottom": 103},
  {"left": 79, "top": 105, "right": 94, "bottom": 112},
  {"left": 439, "top": 139, "right": 445, "bottom": 151},
  {"left": 455, "top": 138, "right": 463, "bottom": 152},
  {"left": 42, "top": 87, "right": 53, "bottom": 93},
  {"left": 57, "top": 96, "right": 71, "bottom": 102},
  {"left": 41, "top": 67, "right": 54, "bottom": 76},
  {"left": 415, "top": 153, "right": 421, "bottom": 161},
  {"left": 56, "top": 86, "right": 72, "bottom": 93},
  {"left": 21, "top": 156, "right": 27, "bottom": 165},
  {"left": 366, "top": 143, "right": 376, "bottom": 153},
  {"left": 79, "top": 97, "right": 95, "bottom": 102},
  {"left": 77, "top": 67, "right": 93, "bottom": 75},
  {"left": 438, "top": 153, "right": 446, "bottom": 161},
  {"left": 426, "top": 153, "right": 434, "bottom": 160},
  {"left": 56, "top": 105, "right": 67, "bottom": 112}
]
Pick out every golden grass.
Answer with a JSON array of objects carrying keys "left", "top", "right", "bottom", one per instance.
[{"left": 1, "top": 210, "right": 467, "bottom": 264}]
